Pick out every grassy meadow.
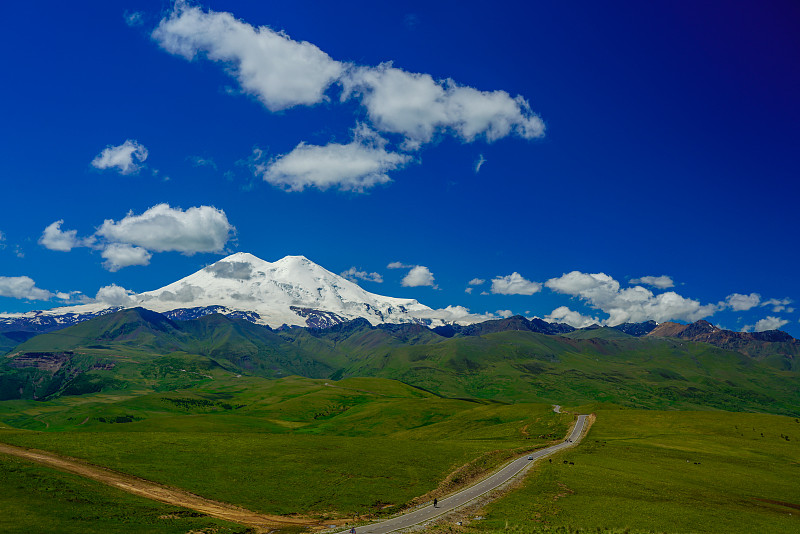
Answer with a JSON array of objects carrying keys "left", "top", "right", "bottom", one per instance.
[
  {"left": 446, "top": 409, "right": 800, "bottom": 533},
  {"left": 0, "top": 375, "right": 570, "bottom": 521},
  {"left": 0, "top": 453, "right": 247, "bottom": 534}
]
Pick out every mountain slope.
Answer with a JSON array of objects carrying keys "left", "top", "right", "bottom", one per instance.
[
  {"left": 1, "top": 253, "right": 481, "bottom": 330},
  {"left": 648, "top": 320, "right": 800, "bottom": 370},
  {"left": 4, "top": 310, "right": 798, "bottom": 415}
]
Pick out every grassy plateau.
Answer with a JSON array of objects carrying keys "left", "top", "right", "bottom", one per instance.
[
  {"left": 0, "top": 375, "right": 570, "bottom": 531},
  {"left": 436, "top": 409, "right": 800, "bottom": 533}
]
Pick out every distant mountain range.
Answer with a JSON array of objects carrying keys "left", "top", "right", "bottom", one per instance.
[
  {"left": 1, "top": 307, "right": 797, "bottom": 415},
  {"left": 0, "top": 252, "right": 800, "bottom": 384}
]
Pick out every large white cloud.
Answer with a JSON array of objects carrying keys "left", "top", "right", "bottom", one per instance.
[
  {"left": 257, "top": 127, "right": 410, "bottom": 192},
  {"left": 91, "top": 140, "right": 148, "bottom": 175},
  {"left": 95, "top": 284, "right": 137, "bottom": 307},
  {"left": 101, "top": 243, "right": 152, "bottom": 272},
  {"left": 402, "top": 265, "right": 436, "bottom": 288},
  {"left": 723, "top": 292, "right": 761, "bottom": 312},
  {"left": 96, "top": 204, "right": 233, "bottom": 254},
  {"left": 545, "top": 306, "right": 600, "bottom": 328},
  {"left": 153, "top": 2, "right": 343, "bottom": 111},
  {"left": 342, "top": 64, "right": 545, "bottom": 150},
  {"left": 545, "top": 271, "right": 718, "bottom": 325},
  {"left": 0, "top": 276, "right": 53, "bottom": 300},
  {"left": 743, "top": 316, "right": 790, "bottom": 333},
  {"left": 152, "top": 3, "right": 545, "bottom": 188},
  {"left": 491, "top": 272, "right": 542, "bottom": 295},
  {"left": 38, "top": 220, "right": 81, "bottom": 252},
  {"left": 630, "top": 275, "right": 674, "bottom": 289}
]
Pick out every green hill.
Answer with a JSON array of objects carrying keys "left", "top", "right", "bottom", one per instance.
[{"left": 2, "top": 309, "right": 798, "bottom": 415}]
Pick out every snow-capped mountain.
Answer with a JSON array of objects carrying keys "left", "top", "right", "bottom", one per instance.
[{"left": 1, "top": 253, "right": 485, "bottom": 330}]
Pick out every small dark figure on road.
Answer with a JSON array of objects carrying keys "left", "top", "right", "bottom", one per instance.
[
  {"left": 350, "top": 528, "right": 356, "bottom": 534},
  {"left": 433, "top": 498, "right": 438, "bottom": 508}
]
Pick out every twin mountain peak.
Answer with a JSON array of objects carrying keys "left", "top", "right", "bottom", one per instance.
[{"left": 1, "top": 253, "right": 795, "bottom": 350}]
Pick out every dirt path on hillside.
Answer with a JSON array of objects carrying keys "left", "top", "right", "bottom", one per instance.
[{"left": 0, "top": 442, "right": 336, "bottom": 532}]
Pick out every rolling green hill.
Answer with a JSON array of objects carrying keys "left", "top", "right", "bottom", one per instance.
[{"left": 2, "top": 309, "right": 798, "bottom": 415}]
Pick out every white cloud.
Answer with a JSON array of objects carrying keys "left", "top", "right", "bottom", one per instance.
[
  {"left": 491, "top": 272, "right": 542, "bottom": 295},
  {"left": 465, "top": 278, "right": 485, "bottom": 294},
  {"left": 630, "top": 275, "right": 674, "bottom": 289},
  {"left": 96, "top": 204, "right": 234, "bottom": 254},
  {"left": 0, "top": 276, "right": 53, "bottom": 300},
  {"left": 340, "top": 267, "right": 383, "bottom": 284},
  {"left": 387, "top": 261, "right": 413, "bottom": 269},
  {"left": 153, "top": 2, "right": 343, "bottom": 111},
  {"left": 415, "top": 304, "right": 496, "bottom": 325},
  {"left": 153, "top": 4, "right": 545, "bottom": 158},
  {"left": 761, "top": 297, "right": 793, "bottom": 313},
  {"left": 124, "top": 11, "right": 144, "bottom": 27},
  {"left": 742, "top": 316, "right": 789, "bottom": 333},
  {"left": 545, "top": 306, "right": 599, "bottom": 328},
  {"left": 545, "top": 271, "right": 717, "bottom": 326},
  {"left": 257, "top": 127, "right": 410, "bottom": 192},
  {"left": 496, "top": 309, "right": 513, "bottom": 318},
  {"left": 341, "top": 64, "right": 544, "bottom": 150},
  {"left": 723, "top": 292, "right": 761, "bottom": 312},
  {"left": 475, "top": 154, "right": 486, "bottom": 173},
  {"left": 38, "top": 220, "right": 81, "bottom": 252},
  {"left": 91, "top": 139, "right": 148, "bottom": 175},
  {"left": 101, "top": 244, "right": 152, "bottom": 272},
  {"left": 402, "top": 265, "right": 436, "bottom": 287},
  {"left": 55, "top": 290, "right": 90, "bottom": 304},
  {"left": 95, "top": 284, "right": 136, "bottom": 307},
  {"left": 189, "top": 156, "right": 217, "bottom": 170}
]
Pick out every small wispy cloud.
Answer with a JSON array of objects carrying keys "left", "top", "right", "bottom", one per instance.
[
  {"left": 630, "top": 275, "right": 674, "bottom": 289},
  {"left": 91, "top": 139, "right": 148, "bottom": 175},
  {"left": 340, "top": 267, "right": 383, "bottom": 283},
  {"left": 124, "top": 11, "right": 144, "bottom": 27},
  {"left": 189, "top": 156, "right": 218, "bottom": 170},
  {"left": 474, "top": 154, "right": 486, "bottom": 173}
]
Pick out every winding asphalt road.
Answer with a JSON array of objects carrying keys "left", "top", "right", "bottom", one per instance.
[{"left": 341, "top": 413, "right": 588, "bottom": 534}]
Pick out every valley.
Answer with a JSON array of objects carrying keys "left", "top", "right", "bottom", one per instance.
[{"left": 0, "top": 256, "right": 797, "bottom": 533}]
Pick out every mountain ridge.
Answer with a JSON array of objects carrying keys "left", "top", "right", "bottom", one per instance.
[{"left": 3, "top": 308, "right": 798, "bottom": 415}]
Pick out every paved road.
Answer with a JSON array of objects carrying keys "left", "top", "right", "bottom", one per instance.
[{"left": 340, "top": 414, "right": 588, "bottom": 534}]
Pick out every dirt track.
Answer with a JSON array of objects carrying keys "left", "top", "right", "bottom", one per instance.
[{"left": 0, "top": 442, "right": 328, "bottom": 532}]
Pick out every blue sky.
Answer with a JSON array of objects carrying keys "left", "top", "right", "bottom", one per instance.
[{"left": 1, "top": 0, "right": 798, "bottom": 334}]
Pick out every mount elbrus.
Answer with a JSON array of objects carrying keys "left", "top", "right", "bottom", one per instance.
[
  {"left": 1, "top": 253, "right": 796, "bottom": 352},
  {"left": 1, "top": 253, "right": 452, "bottom": 331}
]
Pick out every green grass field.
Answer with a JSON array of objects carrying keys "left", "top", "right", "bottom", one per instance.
[
  {"left": 448, "top": 410, "right": 800, "bottom": 533},
  {"left": 0, "top": 454, "right": 247, "bottom": 534},
  {"left": 3, "top": 371, "right": 798, "bottom": 533},
  {"left": 0, "top": 376, "right": 569, "bottom": 520}
]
